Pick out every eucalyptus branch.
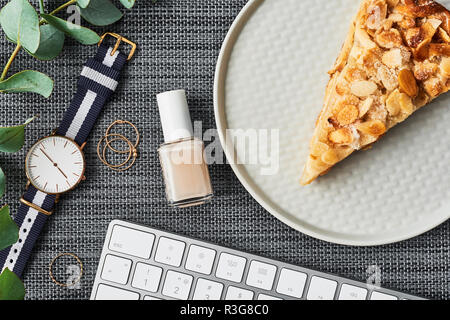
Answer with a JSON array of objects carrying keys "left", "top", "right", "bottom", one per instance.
[
  {"left": 1, "top": 0, "right": 76, "bottom": 81},
  {"left": 48, "top": 0, "right": 77, "bottom": 16},
  {"left": 0, "top": 43, "right": 21, "bottom": 81}
]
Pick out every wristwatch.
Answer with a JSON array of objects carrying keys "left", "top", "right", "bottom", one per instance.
[{"left": 0, "top": 33, "right": 136, "bottom": 278}]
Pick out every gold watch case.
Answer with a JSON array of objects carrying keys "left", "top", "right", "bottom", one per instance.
[{"left": 25, "top": 135, "right": 87, "bottom": 196}]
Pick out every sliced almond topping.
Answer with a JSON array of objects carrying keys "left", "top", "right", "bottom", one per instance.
[
  {"left": 398, "top": 16, "right": 416, "bottom": 29},
  {"left": 321, "top": 149, "right": 340, "bottom": 166},
  {"left": 388, "top": 13, "right": 403, "bottom": 22},
  {"left": 414, "top": 61, "right": 438, "bottom": 81},
  {"left": 359, "top": 97, "right": 374, "bottom": 118},
  {"left": 429, "top": 43, "right": 450, "bottom": 56},
  {"left": 351, "top": 80, "right": 378, "bottom": 97},
  {"left": 398, "top": 92, "right": 414, "bottom": 115},
  {"left": 355, "top": 28, "right": 377, "bottom": 50},
  {"left": 398, "top": 69, "right": 418, "bottom": 97},
  {"left": 367, "top": 2, "right": 387, "bottom": 30},
  {"left": 311, "top": 141, "right": 330, "bottom": 158},
  {"left": 438, "top": 27, "right": 450, "bottom": 42},
  {"left": 377, "top": 64, "right": 399, "bottom": 91},
  {"left": 375, "top": 28, "right": 403, "bottom": 48},
  {"left": 336, "top": 105, "right": 359, "bottom": 125},
  {"left": 382, "top": 48, "right": 403, "bottom": 68},
  {"left": 441, "top": 57, "right": 450, "bottom": 77},
  {"left": 386, "top": 90, "right": 402, "bottom": 116},
  {"left": 356, "top": 120, "right": 387, "bottom": 137},
  {"left": 423, "top": 78, "right": 443, "bottom": 98},
  {"left": 310, "top": 157, "right": 330, "bottom": 172},
  {"left": 428, "top": 18, "right": 443, "bottom": 30},
  {"left": 328, "top": 128, "right": 354, "bottom": 144}
]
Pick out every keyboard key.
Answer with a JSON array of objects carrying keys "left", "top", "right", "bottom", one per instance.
[
  {"left": 307, "top": 276, "right": 338, "bottom": 300},
  {"left": 193, "top": 278, "right": 224, "bottom": 300},
  {"left": 101, "top": 255, "right": 132, "bottom": 285},
  {"left": 338, "top": 284, "right": 368, "bottom": 300},
  {"left": 258, "top": 294, "right": 283, "bottom": 300},
  {"left": 95, "top": 284, "right": 139, "bottom": 300},
  {"left": 276, "top": 268, "right": 307, "bottom": 298},
  {"left": 185, "top": 245, "right": 216, "bottom": 275},
  {"left": 216, "top": 253, "right": 247, "bottom": 283},
  {"left": 162, "top": 271, "right": 193, "bottom": 300},
  {"left": 155, "top": 237, "right": 186, "bottom": 267},
  {"left": 109, "top": 225, "right": 155, "bottom": 259},
  {"left": 144, "top": 296, "right": 163, "bottom": 300},
  {"left": 225, "top": 286, "right": 254, "bottom": 300},
  {"left": 370, "top": 291, "right": 398, "bottom": 300},
  {"left": 246, "top": 260, "right": 277, "bottom": 290},
  {"left": 131, "top": 263, "right": 163, "bottom": 293}
]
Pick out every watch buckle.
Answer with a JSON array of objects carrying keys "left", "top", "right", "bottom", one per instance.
[
  {"left": 20, "top": 198, "right": 53, "bottom": 216},
  {"left": 99, "top": 32, "right": 136, "bottom": 61}
]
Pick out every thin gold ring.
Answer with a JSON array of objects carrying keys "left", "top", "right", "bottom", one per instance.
[
  {"left": 103, "top": 136, "right": 137, "bottom": 171},
  {"left": 97, "top": 134, "right": 133, "bottom": 169},
  {"left": 105, "top": 120, "right": 140, "bottom": 154},
  {"left": 49, "top": 253, "right": 83, "bottom": 288}
]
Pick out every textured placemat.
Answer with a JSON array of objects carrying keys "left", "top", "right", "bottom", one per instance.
[{"left": 0, "top": 0, "right": 448, "bottom": 300}]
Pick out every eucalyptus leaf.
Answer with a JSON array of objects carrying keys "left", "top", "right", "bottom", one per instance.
[
  {"left": 0, "top": 70, "right": 53, "bottom": 98},
  {"left": 79, "top": 0, "right": 123, "bottom": 26},
  {"left": 0, "top": 206, "right": 19, "bottom": 251},
  {"left": 119, "top": 0, "right": 135, "bottom": 9},
  {"left": 0, "top": 268, "right": 25, "bottom": 300},
  {"left": 0, "top": 117, "right": 34, "bottom": 153},
  {"left": 0, "top": 168, "right": 4, "bottom": 198},
  {"left": 77, "top": 0, "right": 91, "bottom": 9},
  {"left": 29, "top": 24, "right": 65, "bottom": 60},
  {"left": 41, "top": 13, "right": 100, "bottom": 45},
  {"left": 0, "top": 0, "right": 40, "bottom": 53}
]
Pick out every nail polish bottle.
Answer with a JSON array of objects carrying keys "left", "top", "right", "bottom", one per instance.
[{"left": 157, "top": 90, "right": 213, "bottom": 208}]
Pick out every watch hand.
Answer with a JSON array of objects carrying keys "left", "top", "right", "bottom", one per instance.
[
  {"left": 57, "top": 167, "right": 68, "bottom": 179},
  {"left": 40, "top": 148, "right": 55, "bottom": 164},
  {"left": 40, "top": 147, "right": 68, "bottom": 179}
]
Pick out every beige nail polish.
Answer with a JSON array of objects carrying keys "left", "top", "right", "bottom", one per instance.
[{"left": 157, "top": 90, "right": 213, "bottom": 208}]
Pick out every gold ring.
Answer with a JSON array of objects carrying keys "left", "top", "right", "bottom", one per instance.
[
  {"left": 98, "top": 134, "right": 133, "bottom": 169},
  {"left": 103, "top": 136, "right": 136, "bottom": 171},
  {"left": 105, "top": 120, "right": 140, "bottom": 154},
  {"left": 97, "top": 134, "right": 137, "bottom": 171},
  {"left": 49, "top": 253, "right": 83, "bottom": 288}
]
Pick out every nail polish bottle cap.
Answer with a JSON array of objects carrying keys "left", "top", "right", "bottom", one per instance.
[{"left": 157, "top": 89, "right": 194, "bottom": 143}]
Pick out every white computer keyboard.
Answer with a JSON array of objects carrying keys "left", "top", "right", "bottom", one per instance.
[{"left": 90, "top": 220, "right": 424, "bottom": 300}]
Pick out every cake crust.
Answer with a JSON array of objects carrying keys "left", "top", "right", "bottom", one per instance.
[{"left": 301, "top": 0, "right": 450, "bottom": 185}]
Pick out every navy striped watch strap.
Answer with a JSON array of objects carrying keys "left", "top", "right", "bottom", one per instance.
[
  {"left": 57, "top": 44, "right": 128, "bottom": 145},
  {"left": 0, "top": 44, "right": 128, "bottom": 278},
  {"left": 0, "top": 186, "right": 56, "bottom": 277}
]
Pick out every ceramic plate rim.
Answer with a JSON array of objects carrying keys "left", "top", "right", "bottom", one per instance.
[{"left": 213, "top": 0, "right": 449, "bottom": 246}]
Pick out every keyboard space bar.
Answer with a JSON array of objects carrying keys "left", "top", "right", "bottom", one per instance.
[{"left": 95, "top": 284, "right": 140, "bottom": 300}]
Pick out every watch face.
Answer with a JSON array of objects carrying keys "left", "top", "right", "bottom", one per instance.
[{"left": 25, "top": 136, "right": 85, "bottom": 194}]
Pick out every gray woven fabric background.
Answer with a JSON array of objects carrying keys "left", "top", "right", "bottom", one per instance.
[{"left": 0, "top": 0, "right": 449, "bottom": 300}]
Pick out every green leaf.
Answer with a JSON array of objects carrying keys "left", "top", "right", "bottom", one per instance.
[
  {"left": 0, "top": 268, "right": 25, "bottom": 300},
  {"left": 0, "top": 168, "right": 4, "bottom": 198},
  {"left": 0, "top": 0, "right": 40, "bottom": 53},
  {"left": 77, "top": 0, "right": 91, "bottom": 9},
  {"left": 28, "top": 24, "right": 65, "bottom": 60},
  {"left": 79, "top": 0, "right": 123, "bottom": 26},
  {"left": 0, "top": 71, "right": 53, "bottom": 98},
  {"left": 41, "top": 13, "right": 100, "bottom": 45},
  {"left": 0, "top": 206, "right": 19, "bottom": 251},
  {"left": 119, "top": 0, "right": 135, "bottom": 9},
  {"left": 0, "top": 117, "right": 34, "bottom": 153}
]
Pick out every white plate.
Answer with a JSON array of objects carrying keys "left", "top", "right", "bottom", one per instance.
[{"left": 214, "top": 0, "right": 450, "bottom": 246}]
